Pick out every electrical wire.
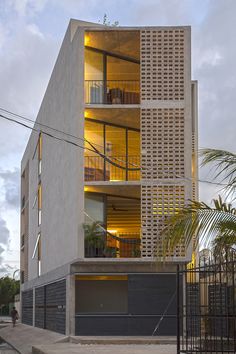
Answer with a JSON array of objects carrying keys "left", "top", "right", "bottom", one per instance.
[
  {"left": 0, "top": 110, "right": 228, "bottom": 187},
  {"left": 0, "top": 107, "right": 140, "bottom": 170},
  {"left": 0, "top": 113, "right": 139, "bottom": 171}
]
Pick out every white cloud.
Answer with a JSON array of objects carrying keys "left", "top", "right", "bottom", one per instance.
[
  {"left": 0, "top": 168, "right": 20, "bottom": 209},
  {"left": 0, "top": 15, "right": 59, "bottom": 168},
  {"left": 8, "top": 0, "right": 48, "bottom": 17},
  {"left": 196, "top": 48, "right": 223, "bottom": 69},
  {"left": 26, "top": 23, "right": 44, "bottom": 38},
  {"left": 0, "top": 215, "right": 10, "bottom": 246}
]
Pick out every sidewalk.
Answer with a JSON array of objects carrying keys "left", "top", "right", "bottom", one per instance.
[
  {"left": 0, "top": 324, "right": 177, "bottom": 354},
  {"left": 0, "top": 324, "right": 65, "bottom": 354},
  {"left": 33, "top": 343, "right": 177, "bottom": 354}
]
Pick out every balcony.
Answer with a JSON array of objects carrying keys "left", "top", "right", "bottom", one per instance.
[
  {"left": 84, "top": 190, "right": 141, "bottom": 259},
  {"left": 85, "top": 155, "right": 140, "bottom": 182},
  {"left": 85, "top": 231, "right": 141, "bottom": 258},
  {"left": 85, "top": 80, "right": 140, "bottom": 105}
]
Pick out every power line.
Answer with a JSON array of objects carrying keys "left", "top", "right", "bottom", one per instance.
[
  {"left": 0, "top": 113, "right": 139, "bottom": 171},
  {"left": 0, "top": 107, "right": 216, "bottom": 177},
  {"left": 0, "top": 110, "right": 228, "bottom": 187},
  {"left": 0, "top": 107, "right": 140, "bottom": 171},
  {"left": 0, "top": 107, "right": 104, "bottom": 150}
]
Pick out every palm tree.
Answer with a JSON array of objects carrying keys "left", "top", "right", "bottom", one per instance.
[{"left": 162, "top": 149, "right": 236, "bottom": 258}]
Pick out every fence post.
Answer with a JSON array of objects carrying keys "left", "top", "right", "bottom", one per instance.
[{"left": 177, "top": 264, "right": 180, "bottom": 354}]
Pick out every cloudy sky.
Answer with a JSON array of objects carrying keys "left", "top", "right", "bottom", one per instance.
[{"left": 0, "top": 0, "right": 235, "bottom": 276}]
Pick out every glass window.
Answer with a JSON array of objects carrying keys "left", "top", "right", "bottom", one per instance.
[
  {"left": 105, "top": 125, "right": 126, "bottom": 181},
  {"left": 84, "top": 119, "right": 140, "bottom": 181},
  {"left": 38, "top": 133, "right": 42, "bottom": 176},
  {"left": 128, "top": 130, "right": 140, "bottom": 180},
  {"left": 38, "top": 184, "right": 42, "bottom": 225},
  {"left": 85, "top": 49, "right": 104, "bottom": 103},
  {"left": 107, "top": 56, "right": 139, "bottom": 82},
  {"left": 84, "top": 121, "right": 104, "bottom": 181},
  {"left": 38, "top": 236, "right": 41, "bottom": 277},
  {"left": 85, "top": 49, "right": 104, "bottom": 81},
  {"left": 84, "top": 193, "right": 105, "bottom": 225}
]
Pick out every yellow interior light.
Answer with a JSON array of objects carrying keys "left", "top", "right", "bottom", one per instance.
[
  {"left": 84, "top": 35, "right": 90, "bottom": 46},
  {"left": 84, "top": 187, "right": 89, "bottom": 192},
  {"left": 107, "top": 229, "right": 117, "bottom": 234},
  {"left": 38, "top": 133, "right": 42, "bottom": 160},
  {"left": 84, "top": 110, "right": 89, "bottom": 118},
  {"left": 38, "top": 184, "right": 42, "bottom": 209}
]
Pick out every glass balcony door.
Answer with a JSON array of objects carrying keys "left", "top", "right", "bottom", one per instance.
[
  {"left": 84, "top": 119, "right": 140, "bottom": 182},
  {"left": 84, "top": 192, "right": 141, "bottom": 258},
  {"left": 84, "top": 47, "right": 140, "bottom": 104}
]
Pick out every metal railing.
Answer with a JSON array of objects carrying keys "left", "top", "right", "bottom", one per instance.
[
  {"left": 85, "top": 231, "right": 141, "bottom": 258},
  {"left": 84, "top": 155, "right": 140, "bottom": 181},
  {"left": 177, "top": 253, "right": 236, "bottom": 353},
  {"left": 85, "top": 80, "right": 140, "bottom": 104}
]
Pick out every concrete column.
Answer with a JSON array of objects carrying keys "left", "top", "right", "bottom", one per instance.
[{"left": 66, "top": 274, "right": 75, "bottom": 335}]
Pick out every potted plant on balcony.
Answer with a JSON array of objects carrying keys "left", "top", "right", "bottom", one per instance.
[{"left": 83, "top": 221, "right": 106, "bottom": 257}]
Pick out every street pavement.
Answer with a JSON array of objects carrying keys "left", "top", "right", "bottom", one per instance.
[
  {"left": 0, "top": 338, "right": 18, "bottom": 354},
  {"left": 33, "top": 343, "right": 177, "bottom": 354},
  {"left": 0, "top": 323, "right": 177, "bottom": 354}
]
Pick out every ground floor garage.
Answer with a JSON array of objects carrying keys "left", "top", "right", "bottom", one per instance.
[
  {"left": 75, "top": 273, "right": 178, "bottom": 335},
  {"left": 21, "top": 270, "right": 180, "bottom": 336}
]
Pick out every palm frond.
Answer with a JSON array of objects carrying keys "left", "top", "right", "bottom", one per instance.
[
  {"left": 162, "top": 196, "right": 236, "bottom": 256},
  {"left": 200, "top": 148, "right": 236, "bottom": 197},
  {"left": 212, "top": 233, "right": 236, "bottom": 262}
]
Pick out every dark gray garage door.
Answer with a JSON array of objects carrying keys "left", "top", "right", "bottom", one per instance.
[{"left": 22, "top": 289, "right": 33, "bottom": 325}]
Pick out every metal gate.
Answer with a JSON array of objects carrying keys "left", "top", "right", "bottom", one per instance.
[{"left": 177, "top": 256, "right": 236, "bottom": 353}]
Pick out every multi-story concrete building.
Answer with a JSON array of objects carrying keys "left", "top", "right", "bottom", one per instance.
[{"left": 20, "top": 19, "right": 198, "bottom": 336}]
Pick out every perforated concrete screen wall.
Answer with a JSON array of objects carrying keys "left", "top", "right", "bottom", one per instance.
[
  {"left": 140, "top": 29, "right": 185, "bottom": 101},
  {"left": 140, "top": 28, "right": 194, "bottom": 258},
  {"left": 141, "top": 108, "right": 185, "bottom": 179}
]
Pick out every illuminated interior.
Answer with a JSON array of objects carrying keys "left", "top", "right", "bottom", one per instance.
[
  {"left": 84, "top": 31, "right": 140, "bottom": 104},
  {"left": 84, "top": 109, "right": 140, "bottom": 182},
  {"left": 84, "top": 185, "right": 141, "bottom": 258}
]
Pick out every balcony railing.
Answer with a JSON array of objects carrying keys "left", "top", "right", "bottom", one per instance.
[
  {"left": 85, "top": 80, "right": 140, "bottom": 104},
  {"left": 84, "top": 155, "right": 140, "bottom": 181},
  {"left": 85, "top": 232, "right": 141, "bottom": 258}
]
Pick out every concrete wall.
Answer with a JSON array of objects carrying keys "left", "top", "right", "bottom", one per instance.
[
  {"left": 21, "top": 130, "right": 41, "bottom": 280},
  {"left": 21, "top": 21, "right": 85, "bottom": 281},
  {"left": 38, "top": 22, "right": 85, "bottom": 275}
]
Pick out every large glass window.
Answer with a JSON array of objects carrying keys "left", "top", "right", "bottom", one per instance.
[
  {"left": 84, "top": 45, "right": 140, "bottom": 104},
  {"left": 84, "top": 193, "right": 105, "bottom": 225},
  {"left": 84, "top": 49, "right": 104, "bottom": 81},
  {"left": 128, "top": 130, "right": 140, "bottom": 181},
  {"left": 107, "top": 56, "right": 139, "bottom": 81},
  {"left": 84, "top": 119, "right": 140, "bottom": 181},
  {"left": 84, "top": 121, "right": 104, "bottom": 181},
  {"left": 84, "top": 49, "right": 104, "bottom": 103},
  {"left": 105, "top": 125, "right": 126, "bottom": 181},
  {"left": 38, "top": 183, "right": 42, "bottom": 225}
]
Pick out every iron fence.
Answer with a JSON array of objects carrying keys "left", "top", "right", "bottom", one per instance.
[
  {"left": 177, "top": 255, "right": 236, "bottom": 353},
  {"left": 85, "top": 80, "right": 140, "bottom": 104},
  {"left": 84, "top": 155, "right": 140, "bottom": 181},
  {"left": 85, "top": 231, "right": 141, "bottom": 258}
]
